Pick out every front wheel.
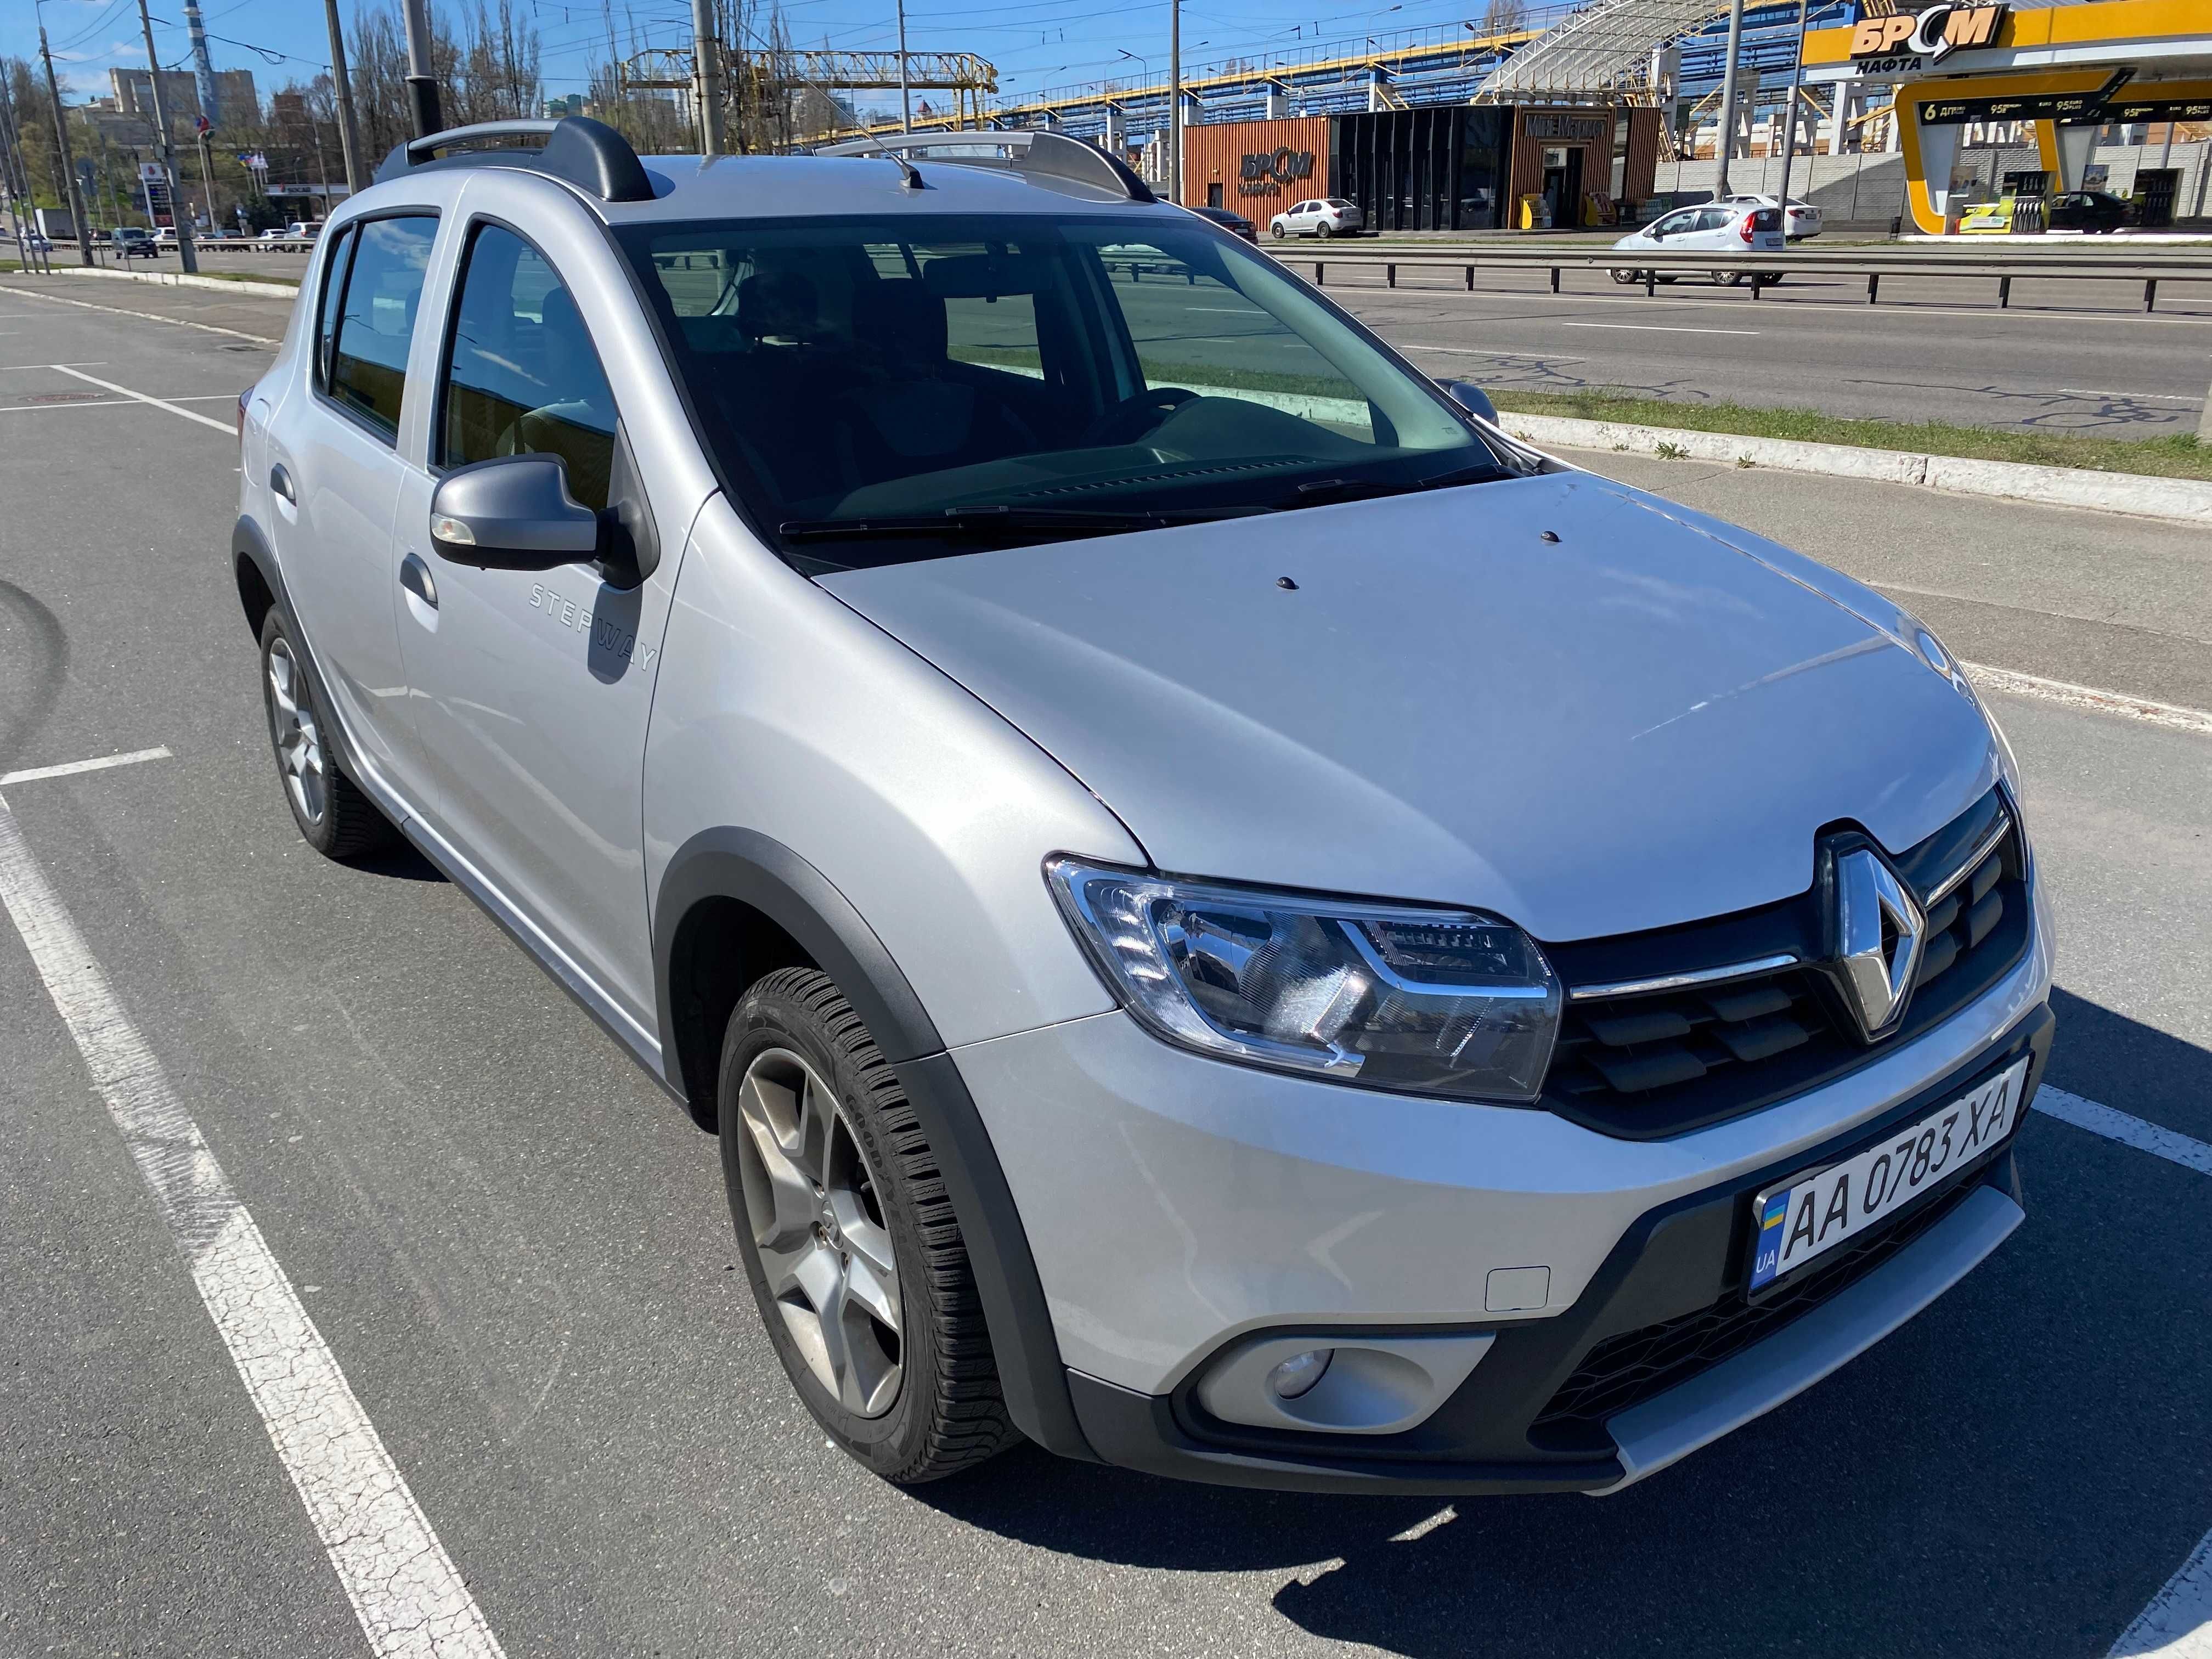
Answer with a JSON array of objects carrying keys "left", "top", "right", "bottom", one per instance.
[
  {"left": 720, "top": 968, "right": 1017, "bottom": 1485},
  {"left": 1711, "top": 269, "right": 1743, "bottom": 286},
  {"left": 1270, "top": 222, "right": 1286, "bottom": 239}
]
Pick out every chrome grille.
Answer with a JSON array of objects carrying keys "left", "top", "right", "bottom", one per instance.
[{"left": 1540, "top": 789, "right": 2029, "bottom": 1139}]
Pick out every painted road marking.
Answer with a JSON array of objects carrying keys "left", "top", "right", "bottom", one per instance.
[
  {"left": 2059, "top": 388, "right": 2204, "bottom": 404},
  {"left": 0, "top": 746, "right": 172, "bottom": 787},
  {"left": 2035, "top": 1087, "right": 2212, "bottom": 1179},
  {"left": 50, "top": 365, "right": 234, "bottom": 433},
  {"left": 0, "top": 283, "right": 280, "bottom": 345},
  {"left": 0, "top": 791, "right": 507, "bottom": 1659},
  {"left": 2030, "top": 1088, "right": 2212, "bottom": 1658},
  {"left": 1, "top": 395, "right": 237, "bottom": 416},
  {"left": 1965, "top": 663, "right": 2212, "bottom": 738},
  {"left": 1561, "top": 320, "right": 1763, "bottom": 336},
  {"left": 2117, "top": 1529, "right": 2212, "bottom": 1658}
]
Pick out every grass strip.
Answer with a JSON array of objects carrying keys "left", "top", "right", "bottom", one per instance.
[{"left": 1488, "top": 387, "right": 2212, "bottom": 482}]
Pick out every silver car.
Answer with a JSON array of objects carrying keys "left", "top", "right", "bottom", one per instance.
[
  {"left": 233, "top": 119, "right": 2051, "bottom": 1496},
  {"left": 1269, "top": 196, "right": 1364, "bottom": 239},
  {"left": 1612, "top": 200, "right": 1786, "bottom": 285}
]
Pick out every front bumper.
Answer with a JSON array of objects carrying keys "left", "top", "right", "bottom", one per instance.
[{"left": 950, "top": 895, "right": 2052, "bottom": 1491}]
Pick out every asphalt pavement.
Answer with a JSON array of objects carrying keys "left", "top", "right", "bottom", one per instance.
[{"left": 0, "top": 276, "right": 2208, "bottom": 1658}]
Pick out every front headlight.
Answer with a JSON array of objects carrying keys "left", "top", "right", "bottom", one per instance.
[{"left": 1047, "top": 859, "right": 1561, "bottom": 1102}]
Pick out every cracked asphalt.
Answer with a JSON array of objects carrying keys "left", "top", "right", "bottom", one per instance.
[{"left": 0, "top": 274, "right": 2207, "bottom": 1658}]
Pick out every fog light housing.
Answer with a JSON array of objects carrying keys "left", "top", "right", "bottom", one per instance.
[{"left": 1268, "top": 1348, "right": 1333, "bottom": 1400}]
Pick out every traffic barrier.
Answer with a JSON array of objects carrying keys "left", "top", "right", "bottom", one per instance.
[{"left": 1269, "top": 244, "right": 2212, "bottom": 312}]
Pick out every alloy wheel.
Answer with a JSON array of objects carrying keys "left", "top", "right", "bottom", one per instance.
[
  {"left": 733, "top": 1046, "right": 904, "bottom": 1418},
  {"left": 266, "top": 636, "right": 328, "bottom": 825}
]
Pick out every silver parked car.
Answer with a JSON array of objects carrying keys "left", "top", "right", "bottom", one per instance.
[
  {"left": 234, "top": 119, "right": 2050, "bottom": 1496},
  {"left": 1612, "top": 201, "right": 1787, "bottom": 285}
]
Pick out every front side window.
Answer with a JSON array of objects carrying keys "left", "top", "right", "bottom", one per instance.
[
  {"left": 439, "top": 224, "right": 618, "bottom": 510},
  {"left": 328, "top": 215, "right": 439, "bottom": 441},
  {"left": 620, "top": 212, "right": 1508, "bottom": 569}
]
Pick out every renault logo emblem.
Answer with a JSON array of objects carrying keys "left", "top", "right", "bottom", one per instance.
[{"left": 1830, "top": 844, "right": 1925, "bottom": 1040}]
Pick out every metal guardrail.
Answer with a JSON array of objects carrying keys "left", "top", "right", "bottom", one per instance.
[{"left": 1267, "top": 244, "right": 2212, "bottom": 313}]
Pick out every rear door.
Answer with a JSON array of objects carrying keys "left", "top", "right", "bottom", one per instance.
[{"left": 261, "top": 211, "right": 442, "bottom": 802}]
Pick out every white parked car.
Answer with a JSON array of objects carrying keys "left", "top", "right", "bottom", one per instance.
[
  {"left": 1610, "top": 202, "right": 1785, "bottom": 286},
  {"left": 1717, "top": 193, "right": 1822, "bottom": 240},
  {"left": 1269, "top": 197, "right": 1364, "bottom": 239}
]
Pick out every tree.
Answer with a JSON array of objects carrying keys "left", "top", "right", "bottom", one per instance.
[{"left": 1480, "top": 0, "right": 1527, "bottom": 37}]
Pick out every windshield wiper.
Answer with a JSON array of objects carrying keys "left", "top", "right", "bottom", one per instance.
[
  {"left": 1279, "top": 461, "right": 1512, "bottom": 510},
  {"left": 779, "top": 504, "right": 1233, "bottom": 544}
]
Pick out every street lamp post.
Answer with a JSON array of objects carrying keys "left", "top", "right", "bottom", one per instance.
[
  {"left": 1774, "top": 0, "right": 1811, "bottom": 221},
  {"left": 896, "top": 0, "right": 912, "bottom": 133},
  {"left": 1713, "top": 0, "right": 1746, "bottom": 196},
  {"left": 129, "top": 0, "right": 198, "bottom": 272},
  {"left": 1168, "top": 0, "right": 1181, "bottom": 204}
]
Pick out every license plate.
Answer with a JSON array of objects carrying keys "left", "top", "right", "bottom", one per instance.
[{"left": 1749, "top": 1057, "right": 2029, "bottom": 1292}]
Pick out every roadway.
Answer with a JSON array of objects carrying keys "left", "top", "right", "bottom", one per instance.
[{"left": 1, "top": 275, "right": 2209, "bottom": 1658}]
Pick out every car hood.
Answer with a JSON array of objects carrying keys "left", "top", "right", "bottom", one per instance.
[{"left": 819, "top": 470, "right": 2001, "bottom": 943}]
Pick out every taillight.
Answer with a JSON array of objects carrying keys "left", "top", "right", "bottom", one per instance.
[
  {"left": 1740, "top": 216, "right": 1754, "bottom": 242},
  {"left": 237, "top": 388, "right": 250, "bottom": 442}
]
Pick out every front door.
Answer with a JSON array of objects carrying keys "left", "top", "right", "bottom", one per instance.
[
  {"left": 261, "top": 213, "right": 441, "bottom": 800},
  {"left": 393, "top": 212, "right": 675, "bottom": 1032}
]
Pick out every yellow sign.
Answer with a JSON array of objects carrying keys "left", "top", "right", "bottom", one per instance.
[{"left": 1849, "top": 3, "right": 2005, "bottom": 70}]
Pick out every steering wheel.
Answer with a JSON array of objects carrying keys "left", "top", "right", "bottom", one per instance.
[{"left": 1081, "top": 386, "right": 1199, "bottom": 447}]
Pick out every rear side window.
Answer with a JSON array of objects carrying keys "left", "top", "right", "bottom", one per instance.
[
  {"left": 329, "top": 215, "right": 439, "bottom": 442},
  {"left": 314, "top": 225, "right": 354, "bottom": 388},
  {"left": 439, "top": 223, "right": 618, "bottom": 510}
]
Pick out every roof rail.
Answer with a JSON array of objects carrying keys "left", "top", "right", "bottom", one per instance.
[
  {"left": 816, "top": 130, "right": 1156, "bottom": 204},
  {"left": 373, "top": 116, "right": 654, "bottom": 204}
]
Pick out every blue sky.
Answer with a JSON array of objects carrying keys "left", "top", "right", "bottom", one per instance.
[{"left": 9, "top": 0, "right": 1514, "bottom": 112}]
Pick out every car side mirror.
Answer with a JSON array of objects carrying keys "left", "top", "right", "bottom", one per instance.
[
  {"left": 429, "top": 455, "right": 601, "bottom": 570},
  {"left": 1437, "top": 380, "right": 1499, "bottom": 425}
]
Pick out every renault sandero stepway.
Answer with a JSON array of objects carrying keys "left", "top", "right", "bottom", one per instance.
[{"left": 232, "top": 119, "right": 2051, "bottom": 1494}]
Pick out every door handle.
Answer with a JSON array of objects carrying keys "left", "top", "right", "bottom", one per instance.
[
  {"left": 399, "top": 550, "right": 438, "bottom": 610},
  {"left": 269, "top": 462, "right": 296, "bottom": 504}
]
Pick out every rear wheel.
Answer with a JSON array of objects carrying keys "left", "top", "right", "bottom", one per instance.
[
  {"left": 258, "top": 609, "right": 394, "bottom": 860},
  {"left": 719, "top": 967, "right": 1017, "bottom": 1484},
  {"left": 1610, "top": 268, "right": 1640, "bottom": 284},
  {"left": 1316, "top": 221, "right": 1333, "bottom": 240}
]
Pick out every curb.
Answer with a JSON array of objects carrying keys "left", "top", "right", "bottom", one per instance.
[
  {"left": 1498, "top": 411, "right": 2212, "bottom": 525},
  {"left": 29, "top": 265, "right": 300, "bottom": 298}
]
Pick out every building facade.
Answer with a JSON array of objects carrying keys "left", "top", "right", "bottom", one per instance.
[
  {"left": 109, "top": 66, "right": 259, "bottom": 132},
  {"left": 1182, "top": 105, "right": 1662, "bottom": 232}
]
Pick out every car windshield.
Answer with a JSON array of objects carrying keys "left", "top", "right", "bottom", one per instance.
[{"left": 616, "top": 213, "right": 1511, "bottom": 568}]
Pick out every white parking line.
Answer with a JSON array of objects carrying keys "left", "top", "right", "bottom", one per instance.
[
  {"left": 2117, "top": 1530, "right": 2212, "bottom": 1658},
  {"left": 49, "top": 366, "right": 234, "bottom": 433},
  {"left": 2034, "top": 1087, "right": 2212, "bottom": 1178},
  {"left": 1561, "top": 320, "right": 1763, "bottom": 336},
  {"left": 0, "top": 745, "right": 172, "bottom": 787},
  {"left": 0, "top": 791, "right": 507, "bottom": 1659},
  {"left": 0, "top": 283, "right": 281, "bottom": 345},
  {"left": 2029, "top": 1088, "right": 2212, "bottom": 1657},
  {"left": 1963, "top": 663, "right": 2212, "bottom": 738}
]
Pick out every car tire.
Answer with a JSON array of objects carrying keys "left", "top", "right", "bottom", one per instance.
[
  {"left": 1611, "top": 268, "right": 1639, "bottom": 284},
  {"left": 1316, "top": 222, "right": 1332, "bottom": 240},
  {"left": 719, "top": 967, "right": 1018, "bottom": 1485},
  {"left": 1711, "top": 269, "right": 1742, "bottom": 286},
  {"left": 1271, "top": 223, "right": 1285, "bottom": 239},
  {"left": 258, "top": 608, "right": 395, "bottom": 860}
]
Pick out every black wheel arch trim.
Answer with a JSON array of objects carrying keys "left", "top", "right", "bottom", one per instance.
[{"left": 652, "top": 826, "right": 1098, "bottom": 1463}]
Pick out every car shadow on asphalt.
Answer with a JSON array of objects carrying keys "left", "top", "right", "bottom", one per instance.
[
  {"left": 918, "top": 986, "right": 2211, "bottom": 1657},
  {"left": 351, "top": 838, "right": 448, "bottom": 883}
]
